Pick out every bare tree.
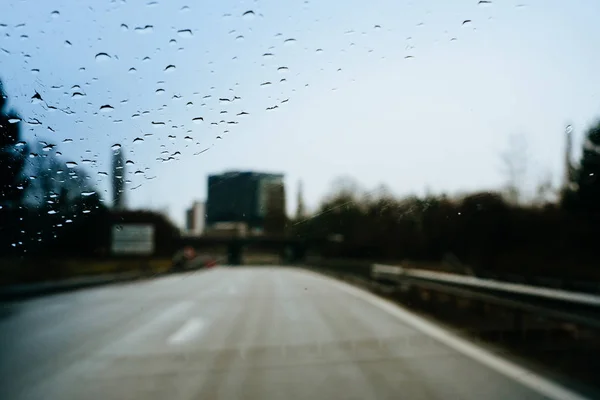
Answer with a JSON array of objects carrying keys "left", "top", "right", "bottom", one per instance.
[{"left": 500, "top": 133, "right": 528, "bottom": 205}]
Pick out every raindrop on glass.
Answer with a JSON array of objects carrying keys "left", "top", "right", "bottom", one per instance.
[
  {"left": 192, "top": 117, "right": 204, "bottom": 123},
  {"left": 164, "top": 64, "right": 176, "bottom": 72},
  {"left": 242, "top": 10, "right": 255, "bottom": 20},
  {"left": 95, "top": 52, "right": 111, "bottom": 61},
  {"left": 100, "top": 104, "right": 114, "bottom": 112},
  {"left": 111, "top": 143, "right": 122, "bottom": 150},
  {"left": 177, "top": 29, "right": 192, "bottom": 38},
  {"left": 134, "top": 25, "right": 154, "bottom": 34}
]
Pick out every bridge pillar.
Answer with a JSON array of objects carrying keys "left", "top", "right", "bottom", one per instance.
[{"left": 228, "top": 241, "right": 243, "bottom": 265}]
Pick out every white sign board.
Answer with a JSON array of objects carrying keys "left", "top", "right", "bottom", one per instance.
[{"left": 111, "top": 224, "right": 154, "bottom": 255}]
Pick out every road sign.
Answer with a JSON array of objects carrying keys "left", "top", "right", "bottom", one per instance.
[{"left": 111, "top": 224, "right": 154, "bottom": 255}]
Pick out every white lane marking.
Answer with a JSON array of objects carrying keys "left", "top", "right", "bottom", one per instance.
[
  {"left": 102, "top": 301, "right": 195, "bottom": 352},
  {"left": 302, "top": 270, "right": 591, "bottom": 400},
  {"left": 168, "top": 317, "right": 206, "bottom": 345}
]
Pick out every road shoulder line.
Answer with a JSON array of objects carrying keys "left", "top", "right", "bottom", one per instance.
[{"left": 302, "top": 269, "right": 590, "bottom": 400}]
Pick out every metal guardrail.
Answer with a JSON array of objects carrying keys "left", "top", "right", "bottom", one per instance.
[{"left": 371, "top": 264, "right": 600, "bottom": 330}]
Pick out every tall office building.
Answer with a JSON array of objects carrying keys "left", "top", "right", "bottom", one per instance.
[
  {"left": 206, "top": 171, "right": 285, "bottom": 233},
  {"left": 111, "top": 147, "right": 126, "bottom": 210},
  {"left": 185, "top": 201, "right": 205, "bottom": 235}
]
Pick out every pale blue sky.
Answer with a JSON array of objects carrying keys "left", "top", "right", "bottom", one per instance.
[{"left": 2, "top": 0, "right": 600, "bottom": 226}]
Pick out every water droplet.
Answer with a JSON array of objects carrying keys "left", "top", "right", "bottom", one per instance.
[
  {"left": 111, "top": 143, "right": 122, "bottom": 150},
  {"left": 147, "top": 1, "right": 158, "bottom": 6},
  {"left": 184, "top": 136, "right": 193, "bottom": 141},
  {"left": 82, "top": 210, "right": 91, "bottom": 214},
  {"left": 51, "top": 10, "right": 60, "bottom": 18},
  {"left": 260, "top": 81, "right": 272, "bottom": 86},
  {"left": 177, "top": 29, "right": 192, "bottom": 38},
  {"left": 95, "top": 52, "right": 111, "bottom": 61},
  {"left": 66, "top": 161, "right": 78, "bottom": 168},
  {"left": 237, "top": 111, "right": 249, "bottom": 116},
  {"left": 64, "top": 40, "right": 72, "bottom": 47},
  {"left": 31, "top": 69, "right": 40, "bottom": 74},
  {"left": 143, "top": 56, "right": 151, "bottom": 62},
  {"left": 192, "top": 117, "right": 204, "bottom": 123},
  {"left": 169, "top": 39, "right": 177, "bottom": 45},
  {"left": 566, "top": 125, "right": 573, "bottom": 134},
  {"left": 277, "top": 66, "right": 289, "bottom": 73},
  {"left": 72, "top": 92, "right": 85, "bottom": 99},
  {"left": 180, "top": 5, "right": 190, "bottom": 12},
  {"left": 462, "top": 19, "right": 472, "bottom": 26},
  {"left": 316, "top": 48, "right": 323, "bottom": 53},
  {"left": 152, "top": 121, "right": 165, "bottom": 126},
  {"left": 98, "top": 171, "right": 108, "bottom": 176},
  {"left": 284, "top": 38, "right": 297, "bottom": 45},
  {"left": 62, "top": 138, "right": 73, "bottom": 143},
  {"left": 8, "top": 118, "right": 21, "bottom": 124},
  {"left": 121, "top": 23, "right": 129, "bottom": 31},
  {"left": 156, "top": 88, "right": 165, "bottom": 94},
  {"left": 404, "top": 55, "right": 414, "bottom": 59},
  {"left": 242, "top": 10, "right": 255, "bottom": 20},
  {"left": 263, "top": 52, "right": 275, "bottom": 58},
  {"left": 374, "top": 24, "right": 381, "bottom": 29},
  {"left": 478, "top": 0, "right": 492, "bottom": 4},
  {"left": 31, "top": 91, "right": 43, "bottom": 103},
  {"left": 133, "top": 137, "right": 144, "bottom": 143},
  {"left": 135, "top": 25, "right": 154, "bottom": 34},
  {"left": 128, "top": 67, "right": 137, "bottom": 73},
  {"left": 164, "top": 64, "right": 176, "bottom": 72},
  {"left": 100, "top": 104, "right": 114, "bottom": 112},
  {"left": 186, "top": 102, "right": 193, "bottom": 108},
  {"left": 47, "top": 210, "right": 58, "bottom": 215}
]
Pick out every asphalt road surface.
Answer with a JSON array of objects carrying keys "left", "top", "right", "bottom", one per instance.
[{"left": 0, "top": 267, "right": 590, "bottom": 400}]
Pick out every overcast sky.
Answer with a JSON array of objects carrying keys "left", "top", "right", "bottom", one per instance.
[{"left": 2, "top": 0, "right": 600, "bottom": 227}]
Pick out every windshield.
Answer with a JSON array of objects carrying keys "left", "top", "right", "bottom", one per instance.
[{"left": 1, "top": 1, "right": 600, "bottom": 399}]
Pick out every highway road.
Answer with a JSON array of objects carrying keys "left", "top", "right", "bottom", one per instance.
[{"left": 0, "top": 267, "right": 590, "bottom": 400}]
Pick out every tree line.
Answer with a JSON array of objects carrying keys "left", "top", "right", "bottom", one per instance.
[
  {"left": 0, "top": 80, "right": 105, "bottom": 258},
  {"left": 291, "top": 120, "right": 600, "bottom": 280}
]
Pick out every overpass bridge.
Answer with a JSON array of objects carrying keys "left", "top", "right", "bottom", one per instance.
[{"left": 178, "top": 235, "right": 309, "bottom": 265}]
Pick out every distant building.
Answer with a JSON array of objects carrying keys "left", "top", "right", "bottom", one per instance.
[
  {"left": 205, "top": 171, "right": 285, "bottom": 234},
  {"left": 111, "top": 148, "right": 126, "bottom": 210},
  {"left": 185, "top": 201, "right": 205, "bottom": 235}
]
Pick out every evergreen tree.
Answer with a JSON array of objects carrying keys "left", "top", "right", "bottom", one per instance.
[{"left": 575, "top": 120, "right": 600, "bottom": 212}]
